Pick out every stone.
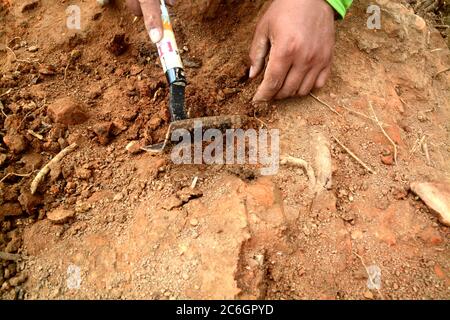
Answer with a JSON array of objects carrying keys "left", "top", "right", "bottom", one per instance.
[
  {"left": 9, "top": 274, "right": 27, "bottom": 287},
  {"left": 27, "top": 45, "right": 39, "bottom": 52},
  {"left": 363, "top": 291, "right": 374, "bottom": 300},
  {"left": 5, "top": 237, "right": 21, "bottom": 253},
  {"left": 93, "top": 122, "right": 113, "bottom": 145},
  {"left": 47, "top": 97, "right": 88, "bottom": 125},
  {"left": 3, "top": 134, "right": 27, "bottom": 154},
  {"left": 161, "top": 196, "right": 183, "bottom": 211},
  {"left": 380, "top": 154, "right": 394, "bottom": 165},
  {"left": 18, "top": 191, "right": 43, "bottom": 214},
  {"left": 113, "top": 193, "right": 124, "bottom": 201},
  {"left": 47, "top": 208, "right": 75, "bottom": 224},
  {"left": 0, "top": 203, "right": 23, "bottom": 219},
  {"left": 0, "top": 154, "right": 7, "bottom": 167},
  {"left": 126, "top": 141, "right": 142, "bottom": 154},
  {"left": 148, "top": 117, "right": 162, "bottom": 130},
  {"left": 74, "top": 167, "right": 92, "bottom": 180},
  {"left": 410, "top": 181, "right": 450, "bottom": 226},
  {"left": 190, "top": 218, "right": 199, "bottom": 227},
  {"left": 176, "top": 187, "right": 203, "bottom": 203},
  {"left": 20, "top": 153, "right": 44, "bottom": 171}
]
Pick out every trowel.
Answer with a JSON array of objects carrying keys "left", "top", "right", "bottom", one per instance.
[{"left": 141, "top": 0, "right": 246, "bottom": 153}]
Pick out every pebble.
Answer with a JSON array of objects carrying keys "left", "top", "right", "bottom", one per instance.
[
  {"left": 113, "top": 193, "right": 124, "bottom": 201},
  {"left": 27, "top": 45, "right": 39, "bottom": 52},
  {"left": 363, "top": 290, "right": 374, "bottom": 299},
  {"left": 47, "top": 97, "right": 88, "bottom": 126},
  {"left": 47, "top": 208, "right": 75, "bottom": 224},
  {"left": 125, "top": 141, "right": 142, "bottom": 154},
  {"left": 9, "top": 274, "right": 27, "bottom": 287},
  {"left": 190, "top": 218, "right": 199, "bottom": 227},
  {"left": 410, "top": 181, "right": 450, "bottom": 227}
]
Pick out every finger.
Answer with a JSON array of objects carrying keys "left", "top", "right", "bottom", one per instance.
[
  {"left": 126, "top": 0, "right": 143, "bottom": 15},
  {"left": 297, "top": 67, "right": 322, "bottom": 96},
  {"left": 253, "top": 48, "right": 291, "bottom": 102},
  {"left": 127, "top": 0, "right": 174, "bottom": 15},
  {"left": 274, "top": 65, "right": 309, "bottom": 100},
  {"left": 139, "top": 0, "right": 164, "bottom": 43},
  {"left": 314, "top": 65, "right": 331, "bottom": 89},
  {"left": 248, "top": 19, "right": 269, "bottom": 79}
]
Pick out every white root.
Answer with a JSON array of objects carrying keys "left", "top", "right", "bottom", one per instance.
[
  {"left": 30, "top": 143, "right": 78, "bottom": 194},
  {"left": 280, "top": 155, "right": 316, "bottom": 188},
  {"left": 311, "top": 129, "right": 332, "bottom": 193},
  {"left": 333, "top": 135, "right": 375, "bottom": 174},
  {"left": 0, "top": 251, "right": 25, "bottom": 261},
  {"left": 369, "top": 101, "right": 398, "bottom": 165}
]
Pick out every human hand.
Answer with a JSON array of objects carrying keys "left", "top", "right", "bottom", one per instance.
[
  {"left": 249, "top": 0, "right": 336, "bottom": 101},
  {"left": 126, "top": 0, "right": 175, "bottom": 43}
]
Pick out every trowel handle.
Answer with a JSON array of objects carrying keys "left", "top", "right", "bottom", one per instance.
[{"left": 155, "top": 0, "right": 186, "bottom": 86}]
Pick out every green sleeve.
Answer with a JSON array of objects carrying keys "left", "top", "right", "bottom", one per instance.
[{"left": 326, "top": 0, "right": 353, "bottom": 19}]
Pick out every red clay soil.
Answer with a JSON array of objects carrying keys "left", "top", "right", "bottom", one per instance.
[{"left": 0, "top": 0, "right": 449, "bottom": 299}]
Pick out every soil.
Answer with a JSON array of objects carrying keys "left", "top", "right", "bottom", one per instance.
[{"left": 1, "top": 0, "right": 450, "bottom": 300}]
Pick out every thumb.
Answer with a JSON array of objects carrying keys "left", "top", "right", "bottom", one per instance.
[
  {"left": 139, "top": 0, "right": 164, "bottom": 43},
  {"left": 249, "top": 19, "right": 269, "bottom": 79}
]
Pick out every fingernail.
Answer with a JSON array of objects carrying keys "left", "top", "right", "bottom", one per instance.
[
  {"left": 149, "top": 28, "right": 162, "bottom": 43},
  {"left": 249, "top": 66, "right": 255, "bottom": 78}
]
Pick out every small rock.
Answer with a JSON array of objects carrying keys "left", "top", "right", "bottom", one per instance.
[
  {"left": 93, "top": 122, "right": 113, "bottom": 145},
  {"left": 113, "top": 193, "right": 124, "bottom": 201},
  {"left": 9, "top": 274, "right": 27, "bottom": 287},
  {"left": 392, "top": 186, "right": 408, "bottom": 200},
  {"left": 18, "top": 191, "right": 43, "bottom": 214},
  {"left": 20, "top": 153, "right": 44, "bottom": 171},
  {"left": 183, "top": 58, "right": 202, "bottom": 69},
  {"left": 75, "top": 202, "right": 91, "bottom": 213},
  {"left": 0, "top": 203, "right": 23, "bottom": 219},
  {"left": 27, "top": 45, "right": 39, "bottom": 52},
  {"left": 5, "top": 237, "right": 21, "bottom": 253},
  {"left": 3, "top": 134, "right": 28, "bottom": 154},
  {"left": 148, "top": 117, "right": 162, "bottom": 130},
  {"left": 0, "top": 154, "right": 7, "bottom": 167},
  {"left": 380, "top": 154, "right": 394, "bottom": 166},
  {"left": 161, "top": 196, "right": 183, "bottom": 210},
  {"left": 176, "top": 187, "right": 203, "bottom": 203},
  {"left": 74, "top": 167, "right": 92, "bottom": 180},
  {"left": 87, "top": 85, "right": 102, "bottom": 100},
  {"left": 1, "top": 281, "right": 10, "bottom": 291},
  {"left": 126, "top": 141, "right": 142, "bottom": 154},
  {"left": 410, "top": 181, "right": 450, "bottom": 226},
  {"left": 129, "top": 65, "right": 144, "bottom": 76},
  {"left": 363, "top": 291, "right": 374, "bottom": 300},
  {"left": 111, "top": 120, "right": 128, "bottom": 136},
  {"left": 97, "top": 0, "right": 110, "bottom": 6},
  {"left": 47, "top": 208, "right": 75, "bottom": 224},
  {"left": 413, "top": 15, "right": 427, "bottom": 32},
  {"left": 190, "top": 218, "right": 199, "bottom": 227},
  {"left": 47, "top": 97, "right": 88, "bottom": 125}
]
